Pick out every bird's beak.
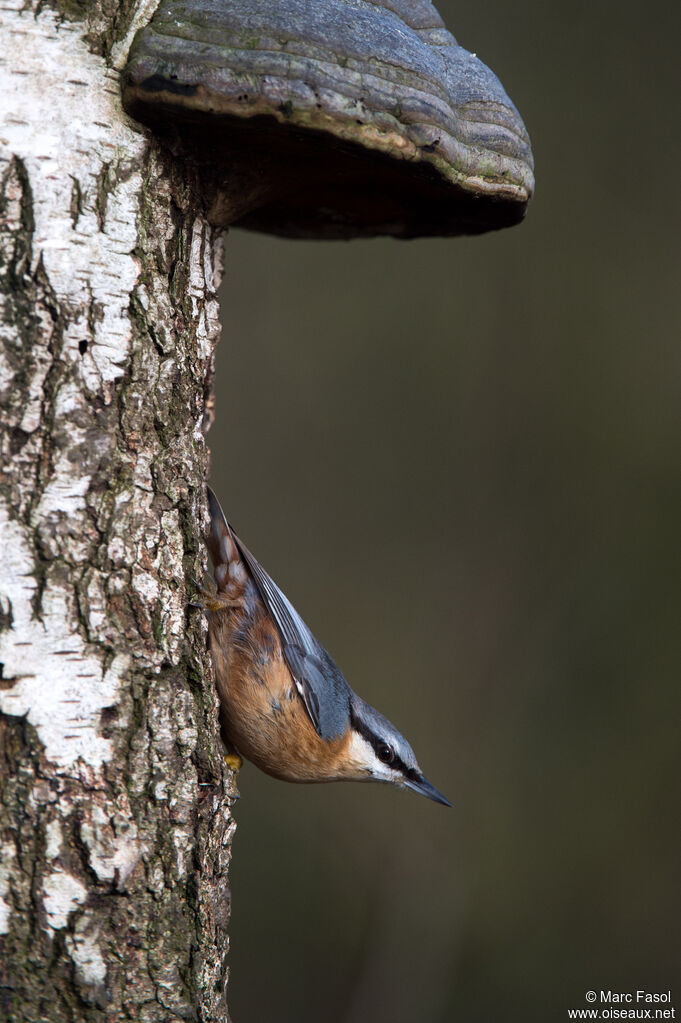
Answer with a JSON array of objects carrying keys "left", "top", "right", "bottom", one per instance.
[{"left": 404, "top": 773, "right": 452, "bottom": 807}]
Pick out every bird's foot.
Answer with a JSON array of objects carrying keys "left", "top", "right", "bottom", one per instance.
[
  {"left": 189, "top": 575, "right": 240, "bottom": 612},
  {"left": 224, "top": 751, "right": 243, "bottom": 772}
]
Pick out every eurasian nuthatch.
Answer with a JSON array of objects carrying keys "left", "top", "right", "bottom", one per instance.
[{"left": 200, "top": 488, "right": 450, "bottom": 806}]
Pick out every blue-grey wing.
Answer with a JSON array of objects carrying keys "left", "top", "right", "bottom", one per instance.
[{"left": 232, "top": 531, "right": 350, "bottom": 740}]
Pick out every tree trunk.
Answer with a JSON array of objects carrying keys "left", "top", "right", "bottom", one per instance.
[{"left": 0, "top": 3, "right": 235, "bottom": 1020}]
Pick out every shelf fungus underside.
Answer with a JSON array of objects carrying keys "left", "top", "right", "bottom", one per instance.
[{"left": 122, "top": 0, "right": 535, "bottom": 239}]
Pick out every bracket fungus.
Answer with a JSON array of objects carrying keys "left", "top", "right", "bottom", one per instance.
[{"left": 122, "top": 0, "right": 534, "bottom": 238}]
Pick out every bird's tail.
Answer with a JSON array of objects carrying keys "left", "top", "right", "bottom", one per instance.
[{"left": 206, "top": 487, "right": 248, "bottom": 600}]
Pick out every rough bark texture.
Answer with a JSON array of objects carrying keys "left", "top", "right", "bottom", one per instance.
[{"left": 0, "top": 3, "right": 235, "bottom": 1020}]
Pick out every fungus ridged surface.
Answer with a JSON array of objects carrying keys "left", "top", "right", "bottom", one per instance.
[{"left": 123, "top": 0, "right": 535, "bottom": 238}]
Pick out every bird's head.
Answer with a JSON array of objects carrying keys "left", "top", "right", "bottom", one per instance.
[{"left": 346, "top": 697, "right": 451, "bottom": 806}]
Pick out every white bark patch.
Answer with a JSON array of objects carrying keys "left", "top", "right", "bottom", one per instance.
[
  {"left": 0, "top": 2, "right": 144, "bottom": 383},
  {"left": 190, "top": 219, "right": 224, "bottom": 363},
  {"left": 45, "top": 819, "right": 64, "bottom": 860},
  {"left": 0, "top": 842, "right": 16, "bottom": 935},
  {"left": 66, "top": 917, "right": 108, "bottom": 987},
  {"left": 43, "top": 868, "right": 88, "bottom": 932},
  {"left": 41, "top": 818, "right": 88, "bottom": 933},
  {"left": 0, "top": 508, "right": 128, "bottom": 767},
  {"left": 110, "top": 0, "right": 164, "bottom": 71},
  {"left": 36, "top": 382, "right": 103, "bottom": 520}
]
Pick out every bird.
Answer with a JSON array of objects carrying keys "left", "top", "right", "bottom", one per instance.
[{"left": 198, "top": 487, "right": 451, "bottom": 806}]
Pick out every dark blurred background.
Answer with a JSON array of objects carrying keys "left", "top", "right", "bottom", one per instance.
[{"left": 210, "top": 1, "right": 681, "bottom": 1020}]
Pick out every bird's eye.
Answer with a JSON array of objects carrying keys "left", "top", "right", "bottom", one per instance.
[{"left": 377, "top": 743, "right": 395, "bottom": 765}]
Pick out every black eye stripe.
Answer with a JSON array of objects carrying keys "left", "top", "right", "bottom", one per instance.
[{"left": 350, "top": 708, "right": 408, "bottom": 774}]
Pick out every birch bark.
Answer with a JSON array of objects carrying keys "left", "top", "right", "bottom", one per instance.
[{"left": 0, "top": 3, "right": 235, "bottom": 1020}]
